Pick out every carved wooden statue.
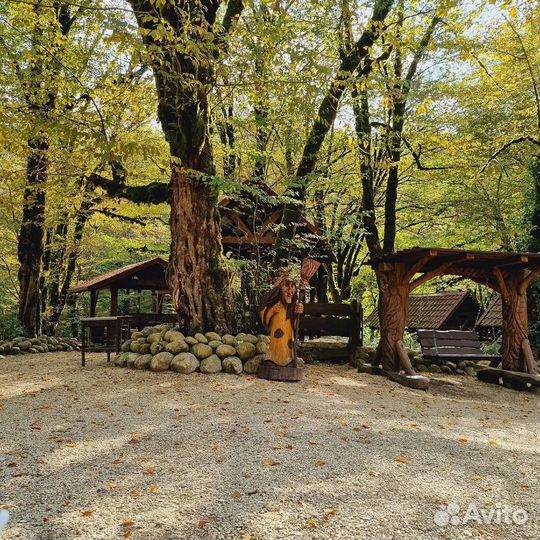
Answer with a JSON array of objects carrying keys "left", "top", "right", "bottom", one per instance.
[{"left": 258, "top": 270, "right": 304, "bottom": 381}]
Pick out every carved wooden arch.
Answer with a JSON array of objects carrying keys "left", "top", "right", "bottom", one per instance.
[{"left": 371, "top": 250, "right": 540, "bottom": 378}]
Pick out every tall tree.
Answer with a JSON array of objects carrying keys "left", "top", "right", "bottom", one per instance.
[
  {"left": 126, "top": 0, "right": 243, "bottom": 332},
  {"left": 272, "top": 0, "right": 393, "bottom": 267}
]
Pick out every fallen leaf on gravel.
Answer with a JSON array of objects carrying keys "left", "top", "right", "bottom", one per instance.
[
  {"left": 368, "top": 470, "right": 381, "bottom": 477},
  {"left": 212, "top": 446, "right": 220, "bottom": 452},
  {"left": 286, "top": 444, "right": 293, "bottom": 450},
  {"left": 308, "top": 440, "right": 317, "bottom": 445},
  {"left": 121, "top": 520, "right": 135, "bottom": 527},
  {"left": 198, "top": 518, "right": 208, "bottom": 529},
  {"left": 307, "top": 518, "right": 318, "bottom": 529},
  {"left": 232, "top": 490, "right": 241, "bottom": 500},
  {"left": 457, "top": 438, "right": 468, "bottom": 444},
  {"left": 144, "top": 468, "right": 156, "bottom": 476},
  {"left": 315, "top": 460, "right": 326, "bottom": 467},
  {"left": 323, "top": 509, "right": 338, "bottom": 522},
  {"left": 128, "top": 438, "right": 140, "bottom": 444},
  {"left": 122, "top": 530, "right": 133, "bottom": 538},
  {"left": 150, "top": 485, "right": 158, "bottom": 493},
  {"left": 65, "top": 443, "right": 78, "bottom": 448},
  {"left": 393, "top": 456, "right": 409, "bottom": 465},
  {"left": 488, "top": 440, "right": 497, "bottom": 446},
  {"left": 81, "top": 511, "right": 93, "bottom": 517},
  {"left": 113, "top": 459, "right": 125, "bottom": 465},
  {"left": 247, "top": 489, "right": 258, "bottom": 495},
  {"left": 520, "top": 484, "right": 529, "bottom": 489},
  {"left": 472, "top": 476, "right": 484, "bottom": 481},
  {"left": 262, "top": 458, "right": 280, "bottom": 467}
]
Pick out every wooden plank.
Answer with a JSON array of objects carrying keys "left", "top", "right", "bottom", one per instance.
[
  {"left": 300, "top": 317, "right": 353, "bottom": 336},
  {"left": 303, "top": 303, "right": 352, "bottom": 316},
  {"left": 417, "top": 329, "right": 478, "bottom": 339},
  {"left": 477, "top": 367, "right": 540, "bottom": 388},
  {"left": 419, "top": 338, "right": 483, "bottom": 348},
  {"left": 423, "top": 346, "right": 485, "bottom": 357}
]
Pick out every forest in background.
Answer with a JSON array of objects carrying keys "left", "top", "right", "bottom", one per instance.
[{"left": 0, "top": 0, "right": 538, "bottom": 340}]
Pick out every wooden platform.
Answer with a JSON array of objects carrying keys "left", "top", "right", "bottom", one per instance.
[
  {"left": 477, "top": 367, "right": 540, "bottom": 391},
  {"left": 257, "top": 361, "right": 303, "bottom": 382}
]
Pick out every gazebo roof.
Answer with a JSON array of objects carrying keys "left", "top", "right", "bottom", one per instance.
[
  {"left": 372, "top": 247, "right": 540, "bottom": 272},
  {"left": 219, "top": 182, "right": 334, "bottom": 263},
  {"left": 68, "top": 257, "right": 169, "bottom": 293},
  {"left": 365, "top": 291, "right": 477, "bottom": 330}
]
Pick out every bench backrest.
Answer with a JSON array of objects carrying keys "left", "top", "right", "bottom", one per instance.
[
  {"left": 300, "top": 301, "right": 363, "bottom": 342},
  {"left": 417, "top": 329, "right": 483, "bottom": 358}
]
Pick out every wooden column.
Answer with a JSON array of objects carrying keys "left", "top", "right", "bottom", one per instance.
[
  {"left": 90, "top": 290, "right": 99, "bottom": 317},
  {"left": 110, "top": 287, "right": 118, "bottom": 316},
  {"left": 494, "top": 267, "right": 540, "bottom": 374}
]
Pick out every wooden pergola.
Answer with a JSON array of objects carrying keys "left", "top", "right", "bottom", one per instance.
[{"left": 369, "top": 248, "right": 540, "bottom": 388}]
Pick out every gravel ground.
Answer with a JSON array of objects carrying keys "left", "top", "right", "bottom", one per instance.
[{"left": 1, "top": 352, "right": 539, "bottom": 540}]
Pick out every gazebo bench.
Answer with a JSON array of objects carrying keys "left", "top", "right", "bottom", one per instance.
[{"left": 417, "top": 329, "right": 501, "bottom": 366}]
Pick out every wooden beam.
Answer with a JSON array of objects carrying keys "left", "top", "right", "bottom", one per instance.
[
  {"left": 222, "top": 236, "right": 275, "bottom": 245},
  {"left": 110, "top": 287, "right": 118, "bottom": 316}
]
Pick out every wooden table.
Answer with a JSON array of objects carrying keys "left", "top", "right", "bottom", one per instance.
[{"left": 80, "top": 316, "right": 130, "bottom": 367}]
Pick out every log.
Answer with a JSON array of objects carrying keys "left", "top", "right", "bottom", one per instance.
[
  {"left": 384, "top": 370, "right": 430, "bottom": 390},
  {"left": 257, "top": 361, "right": 303, "bottom": 382}
]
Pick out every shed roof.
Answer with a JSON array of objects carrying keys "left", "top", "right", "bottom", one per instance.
[
  {"left": 68, "top": 257, "right": 168, "bottom": 293},
  {"left": 365, "top": 291, "right": 476, "bottom": 330},
  {"left": 476, "top": 296, "right": 502, "bottom": 328}
]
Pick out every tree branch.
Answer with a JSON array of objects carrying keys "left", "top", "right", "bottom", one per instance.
[{"left": 481, "top": 136, "right": 540, "bottom": 172}]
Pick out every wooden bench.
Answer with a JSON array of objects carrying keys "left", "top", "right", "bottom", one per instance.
[
  {"left": 417, "top": 329, "right": 501, "bottom": 366},
  {"left": 299, "top": 301, "right": 363, "bottom": 363}
]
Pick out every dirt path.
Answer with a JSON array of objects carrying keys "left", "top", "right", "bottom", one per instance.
[{"left": 1, "top": 352, "right": 538, "bottom": 539}]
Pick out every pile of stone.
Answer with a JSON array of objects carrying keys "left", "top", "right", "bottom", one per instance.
[
  {"left": 114, "top": 325, "right": 274, "bottom": 375},
  {"left": 354, "top": 346, "right": 491, "bottom": 376},
  {"left": 0, "top": 336, "right": 81, "bottom": 359}
]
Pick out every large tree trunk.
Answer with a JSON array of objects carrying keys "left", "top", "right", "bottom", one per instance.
[
  {"left": 374, "top": 265, "right": 414, "bottom": 374},
  {"left": 18, "top": 137, "right": 48, "bottom": 336},
  {"left": 128, "top": 0, "right": 242, "bottom": 333},
  {"left": 169, "top": 161, "right": 231, "bottom": 333}
]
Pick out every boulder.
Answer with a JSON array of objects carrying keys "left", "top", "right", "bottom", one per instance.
[
  {"left": 0, "top": 355, "right": 5, "bottom": 360},
  {"left": 222, "top": 334, "right": 237, "bottom": 346},
  {"left": 256, "top": 341, "right": 268, "bottom": 355},
  {"left": 121, "top": 339, "right": 132, "bottom": 352},
  {"left": 29, "top": 347, "right": 38, "bottom": 353},
  {"left": 297, "top": 357, "right": 305, "bottom": 368},
  {"left": 146, "top": 333, "right": 162, "bottom": 344},
  {"left": 205, "top": 332, "right": 221, "bottom": 342},
  {"left": 194, "top": 333, "right": 208, "bottom": 344},
  {"left": 239, "top": 334, "right": 258, "bottom": 344},
  {"left": 429, "top": 364, "right": 442, "bottom": 373},
  {"left": 142, "top": 326, "right": 161, "bottom": 337},
  {"left": 465, "top": 366, "right": 476, "bottom": 376},
  {"left": 457, "top": 361, "right": 468, "bottom": 370},
  {"left": 114, "top": 352, "right": 129, "bottom": 367},
  {"left": 417, "top": 364, "right": 429, "bottom": 373},
  {"left": 18, "top": 340, "right": 31, "bottom": 351},
  {"left": 151, "top": 352, "right": 173, "bottom": 371},
  {"left": 222, "top": 356, "right": 243, "bottom": 375},
  {"left": 243, "top": 354, "right": 264, "bottom": 374},
  {"left": 139, "top": 343, "right": 151, "bottom": 355},
  {"left": 166, "top": 340, "right": 189, "bottom": 354},
  {"left": 191, "top": 343, "right": 213, "bottom": 359},
  {"left": 11, "top": 347, "right": 21, "bottom": 355},
  {"left": 216, "top": 344, "right": 236, "bottom": 359},
  {"left": 164, "top": 330, "right": 185, "bottom": 342},
  {"left": 445, "top": 361, "right": 457, "bottom": 370},
  {"left": 127, "top": 353, "right": 140, "bottom": 368},
  {"left": 135, "top": 354, "right": 153, "bottom": 370},
  {"left": 131, "top": 331, "right": 144, "bottom": 340},
  {"left": 185, "top": 336, "right": 198, "bottom": 346},
  {"left": 31, "top": 338, "right": 41, "bottom": 345},
  {"left": 130, "top": 339, "right": 146, "bottom": 353},
  {"left": 150, "top": 341, "right": 166, "bottom": 355},
  {"left": 257, "top": 334, "right": 270, "bottom": 344},
  {"left": 171, "top": 353, "right": 200, "bottom": 374},
  {"left": 200, "top": 354, "right": 222, "bottom": 374},
  {"left": 440, "top": 365, "right": 453, "bottom": 374},
  {"left": 208, "top": 340, "right": 222, "bottom": 350},
  {"left": 236, "top": 341, "right": 256, "bottom": 361}
]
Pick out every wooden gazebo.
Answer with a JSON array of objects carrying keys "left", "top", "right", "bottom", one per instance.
[
  {"left": 68, "top": 257, "right": 171, "bottom": 317},
  {"left": 219, "top": 182, "right": 333, "bottom": 301},
  {"left": 368, "top": 248, "right": 540, "bottom": 389}
]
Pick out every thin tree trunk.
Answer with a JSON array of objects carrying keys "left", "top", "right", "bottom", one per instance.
[{"left": 18, "top": 137, "right": 48, "bottom": 335}]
